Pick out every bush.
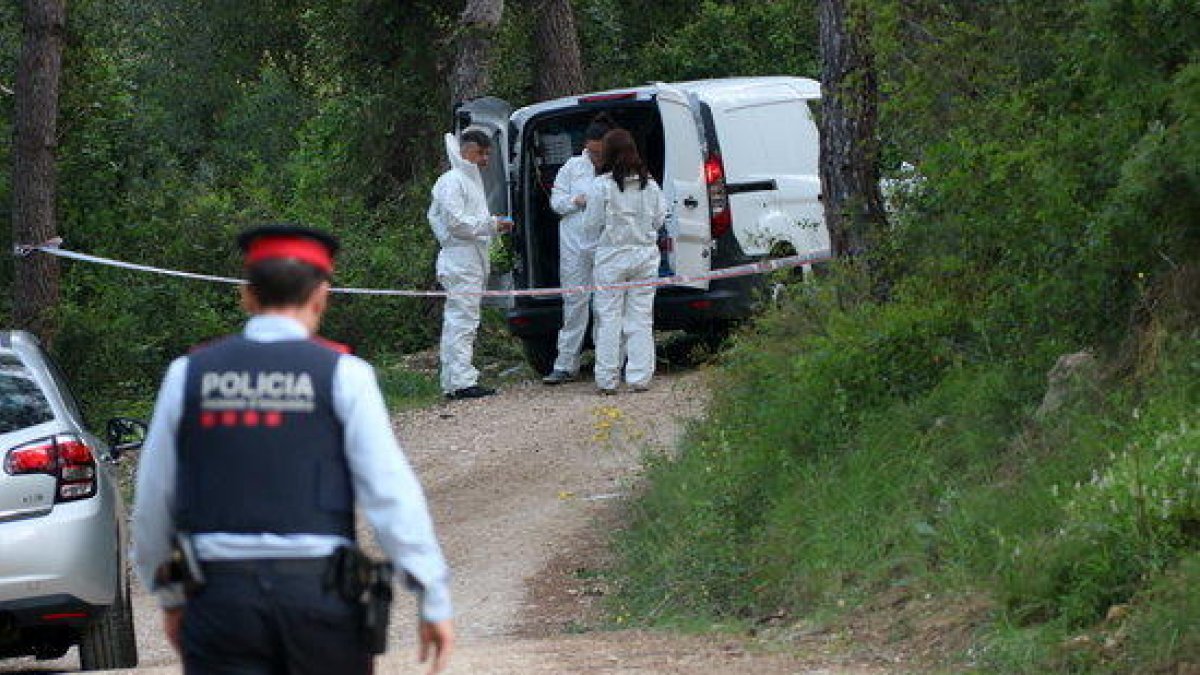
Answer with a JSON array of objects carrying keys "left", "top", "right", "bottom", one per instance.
[
  {"left": 614, "top": 277, "right": 987, "bottom": 620},
  {"left": 997, "top": 338, "right": 1200, "bottom": 629},
  {"left": 1123, "top": 553, "right": 1200, "bottom": 673}
]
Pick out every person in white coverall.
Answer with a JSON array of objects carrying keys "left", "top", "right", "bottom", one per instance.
[
  {"left": 582, "top": 128, "right": 666, "bottom": 394},
  {"left": 541, "top": 114, "right": 613, "bottom": 384},
  {"left": 428, "top": 128, "right": 513, "bottom": 400}
]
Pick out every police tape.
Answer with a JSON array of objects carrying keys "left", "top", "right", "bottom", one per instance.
[{"left": 16, "top": 240, "right": 833, "bottom": 298}]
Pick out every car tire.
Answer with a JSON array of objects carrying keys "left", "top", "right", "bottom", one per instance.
[
  {"left": 78, "top": 570, "right": 138, "bottom": 671},
  {"left": 520, "top": 335, "right": 557, "bottom": 376}
]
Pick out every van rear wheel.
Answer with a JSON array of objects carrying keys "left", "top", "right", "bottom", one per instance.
[{"left": 520, "top": 335, "right": 557, "bottom": 376}]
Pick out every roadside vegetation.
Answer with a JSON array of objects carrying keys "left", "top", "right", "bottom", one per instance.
[{"left": 613, "top": 2, "right": 1200, "bottom": 672}]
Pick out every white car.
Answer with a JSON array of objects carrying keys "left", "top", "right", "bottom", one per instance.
[{"left": 0, "top": 330, "right": 141, "bottom": 670}]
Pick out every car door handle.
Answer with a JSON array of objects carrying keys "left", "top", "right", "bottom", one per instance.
[{"left": 682, "top": 196, "right": 699, "bottom": 209}]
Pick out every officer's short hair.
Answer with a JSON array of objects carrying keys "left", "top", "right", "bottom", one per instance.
[
  {"left": 460, "top": 129, "right": 492, "bottom": 150},
  {"left": 246, "top": 259, "right": 329, "bottom": 308}
]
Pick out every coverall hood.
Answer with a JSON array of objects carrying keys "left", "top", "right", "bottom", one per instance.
[{"left": 444, "top": 132, "right": 487, "bottom": 197}]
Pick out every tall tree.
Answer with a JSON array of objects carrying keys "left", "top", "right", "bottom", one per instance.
[
  {"left": 817, "top": 0, "right": 887, "bottom": 258},
  {"left": 532, "top": 0, "right": 585, "bottom": 100},
  {"left": 11, "top": 0, "right": 66, "bottom": 342},
  {"left": 452, "top": 0, "right": 504, "bottom": 106}
]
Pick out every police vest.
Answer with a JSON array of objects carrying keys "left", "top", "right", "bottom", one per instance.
[{"left": 175, "top": 335, "right": 354, "bottom": 539}]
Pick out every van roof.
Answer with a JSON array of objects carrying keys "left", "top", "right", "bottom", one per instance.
[{"left": 510, "top": 76, "right": 820, "bottom": 128}]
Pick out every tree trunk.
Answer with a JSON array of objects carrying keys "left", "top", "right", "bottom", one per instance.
[
  {"left": 817, "top": 0, "right": 887, "bottom": 258},
  {"left": 532, "top": 0, "right": 585, "bottom": 100},
  {"left": 451, "top": 0, "right": 504, "bottom": 107},
  {"left": 11, "top": 0, "right": 66, "bottom": 344}
]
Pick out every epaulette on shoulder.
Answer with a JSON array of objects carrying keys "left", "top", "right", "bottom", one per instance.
[{"left": 311, "top": 336, "right": 353, "bottom": 355}]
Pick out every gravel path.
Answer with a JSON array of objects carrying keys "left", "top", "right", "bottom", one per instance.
[{"left": 4, "top": 368, "right": 889, "bottom": 674}]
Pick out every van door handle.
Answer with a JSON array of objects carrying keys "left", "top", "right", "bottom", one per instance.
[{"left": 682, "top": 196, "right": 699, "bottom": 209}]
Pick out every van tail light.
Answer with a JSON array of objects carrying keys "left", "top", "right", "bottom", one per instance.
[
  {"left": 704, "top": 152, "right": 732, "bottom": 238},
  {"left": 5, "top": 434, "right": 98, "bottom": 502},
  {"left": 42, "top": 612, "right": 89, "bottom": 621}
]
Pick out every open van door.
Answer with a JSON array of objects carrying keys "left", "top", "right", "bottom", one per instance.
[
  {"left": 654, "top": 84, "right": 710, "bottom": 290},
  {"left": 454, "top": 96, "right": 512, "bottom": 217}
]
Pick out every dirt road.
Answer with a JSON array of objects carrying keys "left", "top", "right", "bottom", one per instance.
[{"left": 8, "top": 370, "right": 891, "bottom": 674}]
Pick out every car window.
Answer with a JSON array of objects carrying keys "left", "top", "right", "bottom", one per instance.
[{"left": 0, "top": 352, "right": 55, "bottom": 433}]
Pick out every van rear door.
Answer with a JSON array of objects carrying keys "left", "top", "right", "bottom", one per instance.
[
  {"left": 655, "top": 84, "right": 710, "bottom": 290},
  {"left": 454, "top": 96, "right": 512, "bottom": 217}
]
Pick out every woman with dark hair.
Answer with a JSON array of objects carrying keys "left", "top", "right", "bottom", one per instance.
[
  {"left": 542, "top": 113, "right": 615, "bottom": 385},
  {"left": 581, "top": 128, "right": 666, "bottom": 394}
]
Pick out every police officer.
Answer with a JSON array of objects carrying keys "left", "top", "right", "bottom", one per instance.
[{"left": 132, "top": 224, "right": 454, "bottom": 674}]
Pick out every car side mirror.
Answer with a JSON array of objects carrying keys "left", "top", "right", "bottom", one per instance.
[{"left": 106, "top": 417, "right": 148, "bottom": 459}]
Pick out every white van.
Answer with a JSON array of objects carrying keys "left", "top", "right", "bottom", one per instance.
[{"left": 455, "top": 76, "right": 830, "bottom": 374}]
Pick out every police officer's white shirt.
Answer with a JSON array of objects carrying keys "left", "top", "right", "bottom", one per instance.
[{"left": 131, "top": 314, "right": 453, "bottom": 622}]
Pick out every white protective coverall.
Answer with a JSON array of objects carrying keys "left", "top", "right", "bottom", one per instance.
[
  {"left": 583, "top": 174, "right": 666, "bottom": 390},
  {"left": 548, "top": 150, "right": 599, "bottom": 374},
  {"left": 428, "top": 133, "right": 501, "bottom": 394}
]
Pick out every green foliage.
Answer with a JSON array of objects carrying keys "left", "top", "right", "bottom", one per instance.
[
  {"left": 869, "top": 0, "right": 1200, "bottom": 356},
  {"left": 996, "top": 338, "right": 1200, "bottom": 631},
  {"left": 1123, "top": 553, "right": 1200, "bottom": 672},
  {"left": 616, "top": 269, "right": 1199, "bottom": 669},
  {"left": 373, "top": 356, "right": 441, "bottom": 411},
  {"left": 613, "top": 3, "right": 1199, "bottom": 669},
  {"left": 614, "top": 281, "right": 989, "bottom": 620},
  {"left": 16, "top": 0, "right": 459, "bottom": 411},
  {"left": 489, "top": 1, "right": 537, "bottom": 103},
  {"left": 578, "top": 0, "right": 819, "bottom": 88}
]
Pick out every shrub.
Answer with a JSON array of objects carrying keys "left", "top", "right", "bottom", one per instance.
[{"left": 996, "top": 337, "right": 1200, "bottom": 631}]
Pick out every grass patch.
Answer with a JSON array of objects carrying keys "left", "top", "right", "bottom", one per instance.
[
  {"left": 374, "top": 356, "right": 442, "bottom": 409},
  {"left": 1123, "top": 552, "right": 1200, "bottom": 673},
  {"left": 610, "top": 269, "right": 1200, "bottom": 673}
]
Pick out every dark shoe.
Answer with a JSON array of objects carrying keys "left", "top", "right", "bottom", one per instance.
[
  {"left": 542, "top": 370, "right": 576, "bottom": 385},
  {"left": 597, "top": 387, "right": 618, "bottom": 396},
  {"left": 446, "top": 385, "right": 497, "bottom": 400},
  {"left": 629, "top": 383, "right": 650, "bottom": 393}
]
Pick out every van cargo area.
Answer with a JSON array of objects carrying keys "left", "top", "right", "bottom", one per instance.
[{"left": 513, "top": 102, "right": 666, "bottom": 291}]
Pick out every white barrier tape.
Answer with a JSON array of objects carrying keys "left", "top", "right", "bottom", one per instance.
[
  {"left": 18, "top": 241, "right": 833, "bottom": 298},
  {"left": 21, "top": 243, "right": 248, "bottom": 285}
]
